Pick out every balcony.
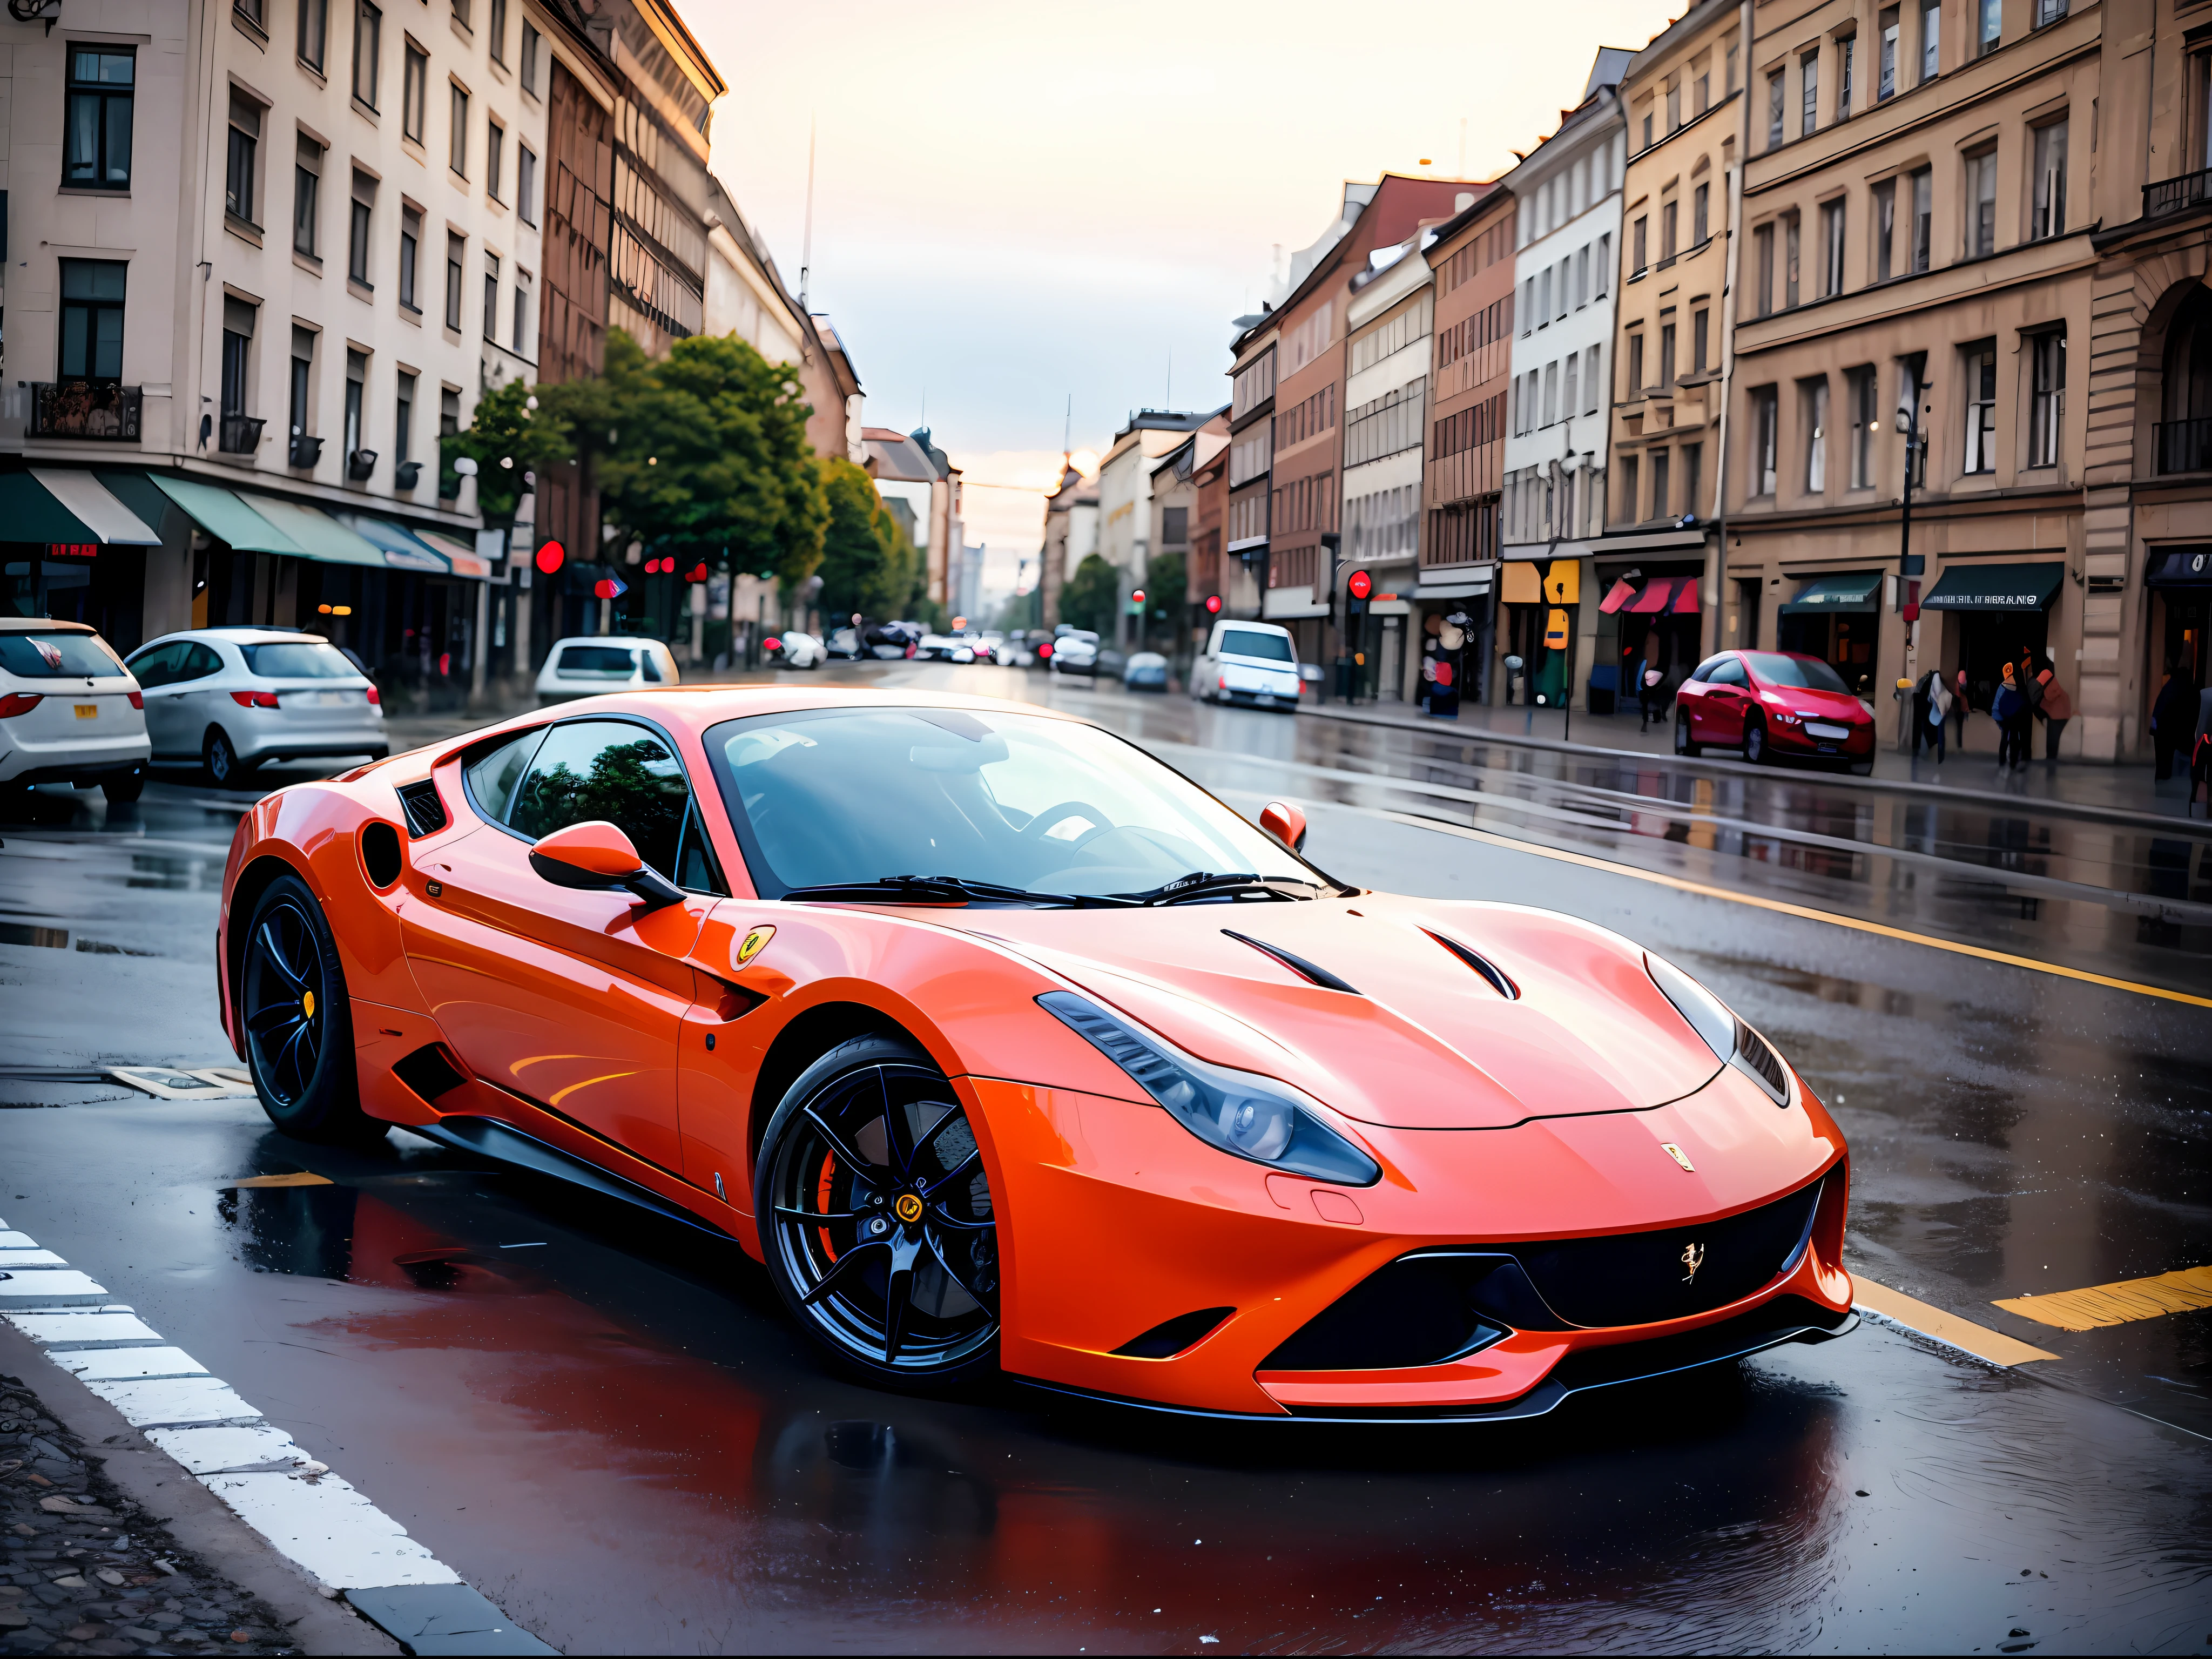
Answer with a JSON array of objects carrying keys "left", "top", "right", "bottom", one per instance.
[
  {"left": 31, "top": 382, "right": 142, "bottom": 441},
  {"left": 2144, "top": 167, "right": 2212, "bottom": 222},
  {"left": 289, "top": 433, "right": 325, "bottom": 469},
  {"left": 2156, "top": 416, "right": 2212, "bottom": 475},
  {"left": 347, "top": 448, "right": 379, "bottom": 482},
  {"left": 219, "top": 414, "right": 267, "bottom": 455}
]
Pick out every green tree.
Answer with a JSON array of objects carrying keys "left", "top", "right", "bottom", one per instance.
[
  {"left": 1142, "top": 550, "right": 1186, "bottom": 649},
  {"left": 439, "top": 380, "right": 572, "bottom": 528},
  {"left": 1060, "top": 552, "right": 1120, "bottom": 636},
  {"left": 814, "top": 457, "right": 914, "bottom": 624}
]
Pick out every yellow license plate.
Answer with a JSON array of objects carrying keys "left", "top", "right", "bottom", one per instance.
[{"left": 75, "top": 704, "right": 97, "bottom": 719}]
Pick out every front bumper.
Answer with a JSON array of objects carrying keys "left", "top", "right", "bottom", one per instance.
[{"left": 1765, "top": 720, "right": 1873, "bottom": 758}]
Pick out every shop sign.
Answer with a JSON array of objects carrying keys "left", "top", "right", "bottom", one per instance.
[
  {"left": 46, "top": 543, "right": 98, "bottom": 559},
  {"left": 1543, "top": 607, "right": 1569, "bottom": 650}
]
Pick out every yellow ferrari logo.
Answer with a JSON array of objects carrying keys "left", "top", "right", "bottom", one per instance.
[
  {"left": 735, "top": 925, "right": 774, "bottom": 967},
  {"left": 893, "top": 1193, "right": 924, "bottom": 1224},
  {"left": 1661, "top": 1142, "right": 1695, "bottom": 1171}
]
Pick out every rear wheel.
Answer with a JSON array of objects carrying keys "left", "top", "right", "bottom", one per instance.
[
  {"left": 102, "top": 768, "right": 145, "bottom": 805},
  {"left": 1674, "top": 712, "right": 1699, "bottom": 757},
  {"left": 239, "top": 874, "right": 385, "bottom": 1145},
  {"left": 1744, "top": 719, "right": 1769, "bottom": 765},
  {"left": 204, "top": 727, "right": 252, "bottom": 788},
  {"left": 756, "top": 1034, "right": 1000, "bottom": 1390}
]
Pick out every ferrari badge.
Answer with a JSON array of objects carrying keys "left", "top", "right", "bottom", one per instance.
[
  {"left": 735, "top": 925, "right": 775, "bottom": 967},
  {"left": 1661, "top": 1142, "right": 1695, "bottom": 1172}
]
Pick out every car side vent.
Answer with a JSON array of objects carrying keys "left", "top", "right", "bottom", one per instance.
[
  {"left": 394, "top": 779, "right": 447, "bottom": 838},
  {"left": 1735, "top": 1020, "right": 1790, "bottom": 1103},
  {"left": 359, "top": 821, "right": 404, "bottom": 889},
  {"left": 1112, "top": 1307, "right": 1235, "bottom": 1360},
  {"left": 392, "top": 1043, "right": 467, "bottom": 1104},
  {"left": 1222, "top": 929, "right": 1360, "bottom": 994},
  {"left": 1422, "top": 929, "right": 1519, "bottom": 999}
]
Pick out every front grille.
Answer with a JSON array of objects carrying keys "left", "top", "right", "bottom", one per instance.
[{"left": 394, "top": 778, "right": 447, "bottom": 838}]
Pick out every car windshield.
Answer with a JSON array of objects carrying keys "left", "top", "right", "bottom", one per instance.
[
  {"left": 704, "top": 706, "right": 1318, "bottom": 901},
  {"left": 0, "top": 631, "right": 125, "bottom": 678},
  {"left": 557, "top": 645, "right": 637, "bottom": 678},
  {"left": 239, "top": 640, "right": 355, "bottom": 678},
  {"left": 1744, "top": 652, "right": 1851, "bottom": 694},
  {"left": 1220, "top": 629, "right": 1294, "bottom": 662}
]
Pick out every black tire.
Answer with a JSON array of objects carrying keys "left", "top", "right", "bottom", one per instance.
[
  {"left": 102, "top": 768, "right": 145, "bottom": 804},
  {"left": 1674, "top": 712, "right": 1700, "bottom": 757},
  {"left": 238, "top": 874, "right": 386, "bottom": 1145},
  {"left": 1744, "top": 719, "right": 1769, "bottom": 765},
  {"left": 1850, "top": 759, "right": 1874, "bottom": 776},
  {"left": 203, "top": 727, "right": 252, "bottom": 788},
  {"left": 754, "top": 1033, "right": 1000, "bottom": 1391}
]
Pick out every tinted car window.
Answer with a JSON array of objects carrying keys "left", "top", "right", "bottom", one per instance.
[
  {"left": 1743, "top": 652, "right": 1850, "bottom": 693},
  {"left": 181, "top": 642, "right": 225, "bottom": 680},
  {"left": 1707, "top": 658, "right": 1748, "bottom": 687},
  {"left": 1689, "top": 656, "right": 1724, "bottom": 683},
  {"left": 1219, "top": 629, "right": 1293, "bottom": 663},
  {"left": 463, "top": 729, "right": 546, "bottom": 824},
  {"left": 555, "top": 645, "right": 637, "bottom": 678},
  {"left": 640, "top": 650, "right": 664, "bottom": 683},
  {"left": 125, "top": 641, "right": 186, "bottom": 689},
  {"left": 240, "top": 641, "right": 355, "bottom": 678},
  {"left": 509, "top": 720, "right": 694, "bottom": 882},
  {"left": 0, "top": 631, "right": 126, "bottom": 678}
]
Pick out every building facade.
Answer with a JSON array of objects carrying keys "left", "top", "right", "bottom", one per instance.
[
  {"left": 1341, "top": 235, "right": 1436, "bottom": 701},
  {"left": 1224, "top": 320, "right": 1278, "bottom": 621},
  {"left": 1094, "top": 408, "right": 1211, "bottom": 649}
]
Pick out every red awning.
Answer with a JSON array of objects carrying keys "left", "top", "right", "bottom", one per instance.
[
  {"left": 1671, "top": 577, "right": 1702, "bottom": 614},
  {"left": 1598, "top": 577, "right": 1638, "bottom": 615},
  {"left": 1626, "top": 577, "right": 1677, "bottom": 613}
]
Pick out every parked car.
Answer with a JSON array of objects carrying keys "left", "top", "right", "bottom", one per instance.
[
  {"left": 1192, "top": 619, "right": 1302, "bottom": 711},
  {"left": 1123, "top": 651, "right": 1169, "bottom": 692},
  {"left": 1674, "top": 649, "right": 1876, "bottom": 773},
  {"left": 1048, "top": 630, "right": 1100, "bottom": 676},
  {"left": 124, "top": 628, "right": 385, "bottom": 787},
  {"left": 918, "top": 632, "right": 977, "bottom": 663},
  {"left": 764, "top": 631, "right": 826, "bottom": 669},
  {"left": 534, "top": 636, "right": 683, "bottom": 705},
  {"left": 825, "top": 627, "right": 865, "bottom": 660},
  {"left": 994, "top": 631, "right": 1037, "bottom": 667},
  {"left": 867, "top": 623, "right": 922, "bottom": 660},
  {"left": 2, "top": 619, "right": 151, "bottom": 802}
]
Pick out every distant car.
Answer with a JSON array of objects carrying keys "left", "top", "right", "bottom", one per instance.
[
  {"left": 534, "top": 636, "right": 683, "bottom": 706},
  {"left": 1123, "top": 651, "right": 1169, "bottom": 692},
  {"left": 866, "top": 623, "right": 921, "bottom": 660},
  {"left": 918, "top": 633, "right": 977, "bottom": 664},
  {"left": 3, "top": 619, "right": 151, "bottom": 802},
  {"left": 1192, "top": 619, "right": 1301, "bottom": 712},
  {"left": 1675, "top": 650, "right": 1876, "bottom": 773},
  {"left": 764, "top": 631, "right": 825, "bottom": 670},
  {"left": 125, "top": 628, "right": 383, "bottom": 787},
  {"left": 994, "top": 632, "right": 1036, "bottom": 667},
  {"left": 1048, "top": 630, "right": 1100, "bottom": 676},
  {"left": 977, "top": 631, "right": 1006, "bottom": 658},
  {"left": 825, "top": 628, "right": 866, "bottom": 660}
]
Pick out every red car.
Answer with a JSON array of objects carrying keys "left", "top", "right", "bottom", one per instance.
[{"left": 1674, "top": 651, "right": 1876, "bottom": 774}]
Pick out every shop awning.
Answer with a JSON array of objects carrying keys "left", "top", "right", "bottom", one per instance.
[
  {"left": 415, "top": 529, "right": 495, "bottom": 579},
  {"left": 1778, "top": 570, "right": 1882, "bottom": 615},
  {"left": 1919, "top": 561, "right": 2064, "bottom": 612},
  {"left": 147, "top": 476, "right": 305, "bottom": 556},
  {"left": 0, "top": 471, "right": 146, "bottom": 545},
  {"left": 1671, "top": 577, "right": 1702, "bottom": 613},
  {"left": 1499, "top": 562, "right": 1543, "bottom": 604},
  {"left": 235, "top": 493, "right": 388, "bottom": 568},
  {"left": 31, "top": 469, "right": 159, "bottom": 545},
  {"left": 1598, "top": 577, "right": 1637, "bottom": 614},
  {"left": 2146, "top": 546, "right": 2212, "bottom": 587},
  {"left": 1627, "top": 576, "right": 1681, "bottom": 613},
  {"left": 336, "top": 512, "right": 449, "bottom": 573}
]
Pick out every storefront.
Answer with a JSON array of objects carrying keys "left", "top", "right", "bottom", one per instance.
[
  {"left": 1413, "top": 563, "right": 1493, "bottom": 714},
  {"left": 1918, "top": 559, "right": 2064, "bottom": 715},
  {"left": 1499, "top": 558, "right": 1582, "bottom": 707},
  {"left": 2145, "top": 544, "right": 2211, "bottom": 739},
  {"left": 1776, "top": 570, "right": 1883, "bottom": 696},
  {"left": 1593, "top": 562, "right": 1702, "bottom": 713}
]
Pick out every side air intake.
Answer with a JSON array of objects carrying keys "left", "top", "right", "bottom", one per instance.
[
  {"left": 1112, "top": 1307, "right": 1235, "bottom": 1359},
  {"left": 394, "top": 779, "right": 448, "bottom": 838},
  {"left": 1422, "top": 929, "right": 1519, "bottom": 998},
  {"left": 392, "top": 1043, "right": 467, "bottom": 1104}
]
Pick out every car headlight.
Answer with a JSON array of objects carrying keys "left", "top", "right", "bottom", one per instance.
[
  {"left": 1038, "top": 992, "right": 1380, "bottom": 1185},
  {"left": 1645, "top": 953, "right": 1796, "bottom": 1108}
]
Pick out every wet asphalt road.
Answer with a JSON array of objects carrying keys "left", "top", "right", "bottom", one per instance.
[{"left": 2, "top": 662, "right": 2208, "bottom": 1654}]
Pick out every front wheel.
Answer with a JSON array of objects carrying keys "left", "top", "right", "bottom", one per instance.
[
  {"left": 756, "top": 1034, "right": 1000, "bottom": 1390},
  {"left": 239, "top": 874, "right": 386, "bottom": 1145},
  {"left": 1744, "top": 720, "right": 1769, "bottom": 766},
  {"left": 1674, "top": 713, "right": 1699, "bottom": 758},
  {"left": 102, "top": 768, "right": 145, "bottom": 805}
]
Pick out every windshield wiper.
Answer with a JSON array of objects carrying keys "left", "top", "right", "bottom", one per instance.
[
  {"left": 1114, "top": 871, "right": 1325, "bottom": 906},
  {"left": 776, "top": 875, "right": 1134, "bottom": 909}
]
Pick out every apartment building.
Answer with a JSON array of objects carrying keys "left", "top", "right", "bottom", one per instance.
[
  {"left": 1095, "top": 407, "right": 1212, "bottom": 649},
  {"left": 1037, "top": 459, "right": 1099, "bottom": 632},
  {"left": 1421, "top": 187, "right": 1518, "bottom": 710},
  {"left": 1147, "top": 418, "right": 1227, "bottom": 652},
  {"left": 1341, "top": 233, "right": 1437, "bottom": 701},
  {"left": 1502, "top": 52, "right": 1630, "bottom": 709},
  {"left": 1727, "top": 0, "right": 2099, "bottom": 747},
  {"left": 1224, "top": 320, "right": 1277, "bottom": 620},
  {"left": 1601, "top": 0, "right": 1742, "bottom": 712}
]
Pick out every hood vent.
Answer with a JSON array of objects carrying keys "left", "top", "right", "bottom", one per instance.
[
  {"left": 1222, "top": 929, "right": 1360, "bottom": 994},
  {"left": 394, "top": 778, "right": 448, "bottom": 838},
  {"left": 1423, "top": 929, "right": 1519, "bottom": 999}
]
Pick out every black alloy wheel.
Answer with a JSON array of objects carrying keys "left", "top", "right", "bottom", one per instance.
[
  {"left": 204, "top": 727, "right": 249, "bottom": 787},
  {"left": 757, "top": 1035, "right": 1000, "bottom": 1387},
  {"left": 102, "top": 767, "right": 145, "bottom": 805},
  {"left": 1744, "top": 719, "right": 1769, "bottom": 765},
  {"left": 239, "top": 874, "right": 383, "bottom": 1144},
  {"left": 1674, "top": 711, "right": 1699, "bottom": 757}
]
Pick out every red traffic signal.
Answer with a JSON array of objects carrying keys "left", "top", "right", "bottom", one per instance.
[
  {"left": 1204, "top": 593, "right": 1222, "bottom": 615},
  {"left": 1347, "top": 569, "right": 1373, "bottom": 601},
  {"left": 1131, "top": 590, "right": 1146, "bottom": 606},
  {"left": 535, "top": 540, "right": 566, "bottom": 575},
  {"left": 686, "top": 562, "right": 709, "bottom": 582}
]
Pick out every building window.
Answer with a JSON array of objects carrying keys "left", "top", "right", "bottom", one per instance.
[
  {"left": 449, "top": 84, "right": 469, "bottom": 176},
  {"left": 2035, "top": 0, "right": 2067, "bottom": 25},
  {"left": 402, "top": 43, "right": 427, "bottom": 142},
  {"left": 1651, "top": 449, "right": 1671, "bottom": 518},
  {"left": 2033, "top": 119, "right": 2068, "bottom": 238},
  {"left": 395, "top": 370, "right": 415, "bottom": 468},
  {"left": 1754, "top": 386, "right": 1779, "bottom": 494},
  {"left": 1840, "top": 36, "right": 1855, "bottom": 116},
  {"left": 1727, "top": 38, "right": 1738, "bottom": 92},
  {"left": 1980, "top": 0, "right": 2001, "bottom": 54},
  {"left": 445, "top": 232, "right": 464, "bottom": 331},
  {"left": 450, "top": 0, "right": 469, "bottom": 25},
  {"left": 1596, "top": 233, "right": 1610, "bottom": 298},
  {"left": 1660, "top": 318, "right": 1677, "bottom": 387},
  {"left": 1909, "top": 167, "right": 1932, "bottom": 271},
  {"left": 1879, "top": 6, "right": 1899, "bottom": 100},
  {"left": 220, "top": 296, "right": 257, "bottom": 448},
  {"left": 288, "top": 326, "right": 314, "bottom": 460},
  {"left": 1620, "top": 455, "right": 1640, "bottom": 522},
  {"left": 1692, "top": 307, "right": 1709, "bottom": 373},
  {"left": 64, "top": 48, "right": 136, "bottom": 192},
  {"left": 1921, "top": 0, "right": 1940, "bottom": 80},
  {"left": 487, "top": 119, "right": 504, "bottom": 200},
  {"left": 521, "top": 22, "right": 541, "bottom": 95},
  {"left": 488, "top": 0, "right": 507, "bottom": 62},
  {"left": 1804, "top": 378, "right": 1830, "bottom": 491},
  {"left": 1822, "top": 197, "right": 1846, "bottom": 294},
  {"left": 237, "top": 0, "right": 264, "bottom": 26},
  {"left": 299, "top": 0, "right": 327, "bottom": 70},
  {"left": 399, "top": 205, "right": 421, "bottom": 311},
  {"left": 1632, "top": 217, "right": 1648, "bottom": 275},
  {"left": 2029, "top": 331, "right": 2065, "bottom": 466},
  {"left": 1696, "top": 69, "right": 1710, "bottom": 114},
  {"left": 225, "top": 92, "right": 261, "bottom": 225},
  {"left": 1543, "top": 361, "right": 1559, "bottom": 425},
  {"left": 1661, "top": 198, "right": 1678, "bottom": 262},
  {"left": 1755, "top": 222, "right": 1775, "bottom": 315},
  {"left": 1519, "top": 277, "right": 1534, "bottom": 335},
  {"left": 345, "top": 349, "right": 367, "bottom": 471},
  {"left": 293, "top": 136, "right": 322, "bottom": 258},
  {"left": 518, "top": 144, "right": 538, "bottom": 226},
  {"left": 1628, "top": 333, "right": 1645, "bottom": 397},
  {"left": 1643, "top": 112, "right": 1654, "bottom": 150},
  {"left": 1766, "top": 69, "right": 1785, "bottom": 147},
  {"left": 1802, "top": 52, "right": 1819, "bottom": 136},
  {"left": 57, "top": 260, "right": 126, "bottom": 382},
  {"left": 513, "top": 272, "right": 531, "bottom": 352},
  {"left": 1964, "top": 344, "right": 1998, "bottom": 473},
  {"left": 1667, "top": 80, "right": 1681, "bottom": 131},
  {"left": 483, "top": 251, "right": 500, "bottom": 337},
  {"left": 1585, "top": 345, "right": 1602, "bottom": 413},
  {"left": 1784, "top": 210, "right": 1801, "bottom": 308},
  {"left": 1683, "top": 443, "right": 1703, "bottom": 518},
  {"left": 1875, "top": 178, "right": 1897, "bottom": 279},
  {"left": 1693, "top": 180, "right": 1710, "bottom": 244},
  {"left": 348, "top": 171, "right": 374, "bottom": 285},
  {"left": 353, "top": 1, "right": 381, "bottom": 109},
  {"left": 1966, "top": 149, "right": 1997, "bottom": 257},
  {"left": 1850, "top": 366, "right": 1878, "bottom": 487}
]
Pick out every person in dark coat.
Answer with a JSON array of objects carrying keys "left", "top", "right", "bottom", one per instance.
[
  {"left": 1992, "top": 663, "right": 2026, "bottom": 771},
  {"left": 2152, "top": 662, "right": 2193, "bottom": 781}
]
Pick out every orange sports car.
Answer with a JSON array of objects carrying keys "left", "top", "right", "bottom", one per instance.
[{"left": 217, "top": 686, "right": 1853, "bottom": 1420}]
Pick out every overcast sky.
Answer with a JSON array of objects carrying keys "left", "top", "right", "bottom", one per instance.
[{"left": 682, "top": 0, "right": 1690, "bottom": 595}]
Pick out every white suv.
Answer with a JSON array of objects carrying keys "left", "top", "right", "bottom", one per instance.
[
  {"left": 125, "top": 629, "right": 386, "bottom": 786},
  {"left": 1192, "top": 619, "right": 1301, "bottom": 710},
  {"left": 534, "top": 636, "right": 683, "bottom": 704},
  {"left": 0, "top": 619, "right": 151, "bottom": 802}
]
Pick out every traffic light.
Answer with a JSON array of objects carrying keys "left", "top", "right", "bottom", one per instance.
[
  {"left": 535, "top": 540, "right": 566, "bottom": 576},
  {"left": 1204, "top": 594, "right": 1222, "bottom": 615}
]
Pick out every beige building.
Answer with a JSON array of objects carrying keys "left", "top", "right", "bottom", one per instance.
[
  {"left": 1726, "top": 0, "right": 2102, "bottom": 753},
  {"left": 1602, "top": 0, "right": 1742, "bottom": 710}
]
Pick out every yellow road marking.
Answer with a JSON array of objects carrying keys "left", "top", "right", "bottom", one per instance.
[
  {"left": 1994, "top": 1265, "right": 2212, "bottom": 1332},
  {"left": 1380, "top": 811, "right": 2212, "bottom": 1010},
  {"left": 218, "top": 1172, "right": 333, "bottom": 1190},
  {"left": 1852, "top": 1277, "right": 2060, "bottom": 1365}
]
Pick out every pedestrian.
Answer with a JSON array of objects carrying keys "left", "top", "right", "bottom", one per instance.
[
  {"left": 1639, "top": 660, "right": 1663, "bottom": 731},
  {"left": 2151, "top": 661, "right": 2192, "bottom": 780},
  {"left": 1992, "top": 663, "right": 2026, "bottom": 771},
  {"left": 2034, "top": 657, "right": 2073, "bottom": 761},
  {"left": 1914, "top": 667, "right": 1950, "bottom": 762},
  {"left": 1952, "top": 666, "right": 1971, "bottom": 752}
]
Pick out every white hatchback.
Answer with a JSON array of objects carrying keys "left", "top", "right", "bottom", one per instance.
[
  {"left": 534, "top": 636, "right": 683, "bottom": 704},
  {"left": 1193, "top": 619, "right": 1302, "bottom": 711},
  {"left": 0, "top": 619, "right": 151, "bottom": 802},
  {"left": 125, "top": 628, "right": 386, "bottom": 785}
]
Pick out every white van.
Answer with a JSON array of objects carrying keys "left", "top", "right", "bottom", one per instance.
[{"left": 1191, "top": 620, "right": 1301, "bottom": 711}]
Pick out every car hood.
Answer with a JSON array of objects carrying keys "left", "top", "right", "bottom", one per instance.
[{"left": 957, "top": 894, "right": 1729, "bottom": 1130}]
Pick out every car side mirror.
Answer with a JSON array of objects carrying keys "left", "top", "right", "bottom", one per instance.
[
  {"left": 528, "top": 820, "right": 685, "bottom": 909},
  {"left": 1259, "top": 799, "right": 1308, "bottom": 855}
]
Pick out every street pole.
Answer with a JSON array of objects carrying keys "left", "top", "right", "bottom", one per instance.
[{"left": 1321, "top": 532, "right": 1345, "bottom": 702}]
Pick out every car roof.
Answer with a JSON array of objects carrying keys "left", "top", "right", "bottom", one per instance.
[
  {"left": 180, "top": 628, "right": 331, "bottom": 644},
  {"left": 548, "top": 636, "right": 662, "bottom": 650},
  {"left": 1217, "top": 619, "right": 1292, "bottom": 634},
  {"left": 0, "top": 618, "right": 97, "bottom": 636}
]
